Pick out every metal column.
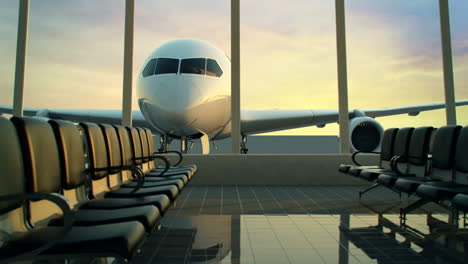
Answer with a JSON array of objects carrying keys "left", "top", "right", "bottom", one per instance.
[
  {"left": 12, "top": 0, "right": 30, "bottom": 117},
  {"left": 231, "top": 0, "right": 241, "bottom": 154},
  {"left": 335, "top": 0, "right": 351, "bottom": 153},
  {"left": 122, "top": 0, "right": 135, "bottom": 127},
  {"left": 439, "top": 0, "right": 457, "bottom": 125}
]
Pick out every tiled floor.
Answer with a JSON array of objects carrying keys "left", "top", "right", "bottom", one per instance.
[{"left": 131, "top": 186, "right": 468, "bottom": 264}]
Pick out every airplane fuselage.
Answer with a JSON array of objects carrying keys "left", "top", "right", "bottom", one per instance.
[{"left": 137, "top": 39, "right": 231, "bottom": 139}]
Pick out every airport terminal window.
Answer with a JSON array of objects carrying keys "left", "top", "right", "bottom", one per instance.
[
  {"left": 142, "top": 59, "right": 157, "bottom": 77},
  {"left": 181, "top": 58, "right": 206, "bottom": 75},
  {"left": 155, "top": 58, "right": 179, "bottom": 75},
  {"left": 206, "top": 59, "right": 223, "bottom": 77}
]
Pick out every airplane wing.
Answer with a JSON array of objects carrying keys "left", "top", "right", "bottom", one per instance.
[
  {"left": 0, "top": 105, "right": 151, "bottom": 128},
  {"left": 240, "top": 100, "right": 468, "bottom": 135}
]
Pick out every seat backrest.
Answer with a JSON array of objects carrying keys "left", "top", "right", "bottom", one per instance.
[
  {"left": 453, "top": 126, "right": 468, "bottom": 185},
  {"left": 114, "top": 125, "right": 133, "bottom": 168},
  {"left": 144, "top": 128, "right": 156, "bottom": 170},
  {"left": 79, "top": 122, "right": 109, "bottom": 180},
  {"left": 49, "top": 119, "right": 87, "bottom": 190},
  {"left": 430, "top": 125, "right": 461, "bottom": 181},
  {"left": 389, "top": 127, "right": 414, "bottom": 173},
  {"left": 379, "top": 128, "right": 398, "bottom": 169},
  {"left": 99, "top": 124, "right": 122, "bottom": 172},
  {"left": 137, "top": 127, "right": 150, "bottom": 162},
  {"left": 11, "top": 117, "right": 61, "bottom": 194},
  {"left": 405, "top": 126, "right": 434, "bottom": 177},
  {"left": 127, "top": 127, "right": 143, "bottom": 165},
  {"left": 0, "top": 117, "right": 25, "bottom": 214}
]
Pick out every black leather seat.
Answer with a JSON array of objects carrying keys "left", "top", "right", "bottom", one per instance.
[
  {"left": 142, "top": 128, "right": 197, "bottom": 175},
  {"left": 416, "top": 126, "right": 468, "bottom": 202},
  {"left": 126, "top": 126, "right": 192, "bottom": 184},
  {"left": 12, "top": 118, "right": 161, "bottom": 233},
  {"left": 340, "top": 128, "right": 398, "bottom": 177},
  {"left": 100, "top": 124, "right": 185, "bottom": 191},
  {"left": 375, "top": 126, "right": 434, "bottom": 188},
  {"left": 3, "top": 222, "right": 146, "bottom": 260},
  {"left": 53, "top": 121, "right": 170, "bottom": 213},
  {"left": 393, "top": 126, "right": 461, "bottom": 194},
  {"left": 360, "top": 127, "right": 414, "bottom": 182},
  {"left": 0, "top": 116, "right": 146, "bottom": 262},
  {"left": 80, "top": 122, "right": 180, "bottom": 201}
]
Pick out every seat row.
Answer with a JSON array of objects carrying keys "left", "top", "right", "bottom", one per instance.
[
  {"left": 339, "top": 125, "right": 468, "bottom": 225},
  {"left": 0, "top": 116, "right": 196, "bottom": 263}
]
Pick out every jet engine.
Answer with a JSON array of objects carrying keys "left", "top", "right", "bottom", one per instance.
[{"left": 349, "top": 117, "right": 384, "bottom": 152}]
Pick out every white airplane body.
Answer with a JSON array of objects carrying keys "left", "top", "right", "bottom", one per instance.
[
  {"left": 1, "top": 38, "right": 468, "bottom": 153},
  {"left": 137, "top": 39, "right": 231, "bottom": 140}
]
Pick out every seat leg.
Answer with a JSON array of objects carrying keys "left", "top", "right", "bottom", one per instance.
[
  {"left": 448, "top": 209, "right": 459, "bottom": 228},
  {"left": 464, "top": 212, "right": 467, "bottom": 228},
  {"left": 400, "top": 198, "right": 429, "bottom": 226},
  {"left": 359, "top": 183, "right": 380, "bottom": 199}
]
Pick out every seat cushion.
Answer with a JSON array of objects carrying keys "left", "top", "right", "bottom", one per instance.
[
  {"left": 360, "top": 168, "right": 392, "bottom": 182},
  {"left": 338, "top": 164, "right": 352, "bottom": 173},
  {"left": 416, "top": 182, "right": 468, "bottom": 202},
  {"left": 144, "top": 175, "right": 189, "bottom": 184},
  {"left": 2, "top": 222, "right": 145, "bottom": 260},
  {"left": 376, "top": 173, "right": 400, "bottom": 187},
  {"left": 79, "top": 195, "right": 171, "bottom": 214},
  {"left": 105, "top": 185, "right": 179, "bottom": 201},
  {"left": 49, "top": 206, "right": 160, "bottom": 232},
  {"left": 122, "top": 179, "right": 184, "bottom": 191},
  {"left": 453, "top": 194, "right": 468, "bottom": 211},
  {"left": 147, "top": 170, "right": 192, "bottom": 179},
  {"left": 348, "top": 166, "right": 380, "bottom": 177},
  {"left": 393, "top": 177, "right": 437, "bottom": 194}
]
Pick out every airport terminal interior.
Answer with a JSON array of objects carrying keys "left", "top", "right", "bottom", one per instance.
[{"left": 1, "top": 0, "right": 468, "bottom": 264}]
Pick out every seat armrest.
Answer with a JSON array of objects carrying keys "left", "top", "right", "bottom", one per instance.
[
  {"left": 351, "top": 151, "right": 380, "bottom": 166},
  {"left": 154, "top": 150, "right": 183, "bottom": 166},
  {"left": 149, "top": 155, "right": 171, "bottom": 176},
  {"left": 0, "top": 192, "right": 75, "bottom": 263},
  {"left": 390, "top": 155, "right": 406, "bottom": 176}
]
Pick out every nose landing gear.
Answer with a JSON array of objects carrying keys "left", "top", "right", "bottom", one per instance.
[
  {"left": 240, "top": 135, "right": 248, "bottom": 154},
  {"left": 158, "top": 134, "right": 172, "bottom": 152}
]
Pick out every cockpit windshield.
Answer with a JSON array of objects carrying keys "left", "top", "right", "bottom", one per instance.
[
  {"left": 206, "top": 59, "right": 223, "bottom": 77},
  {"left": 142, "top": 57, "right": 223, "bottom": 78},
  {"left": 180, "top": 58, "right": 206, "bottom": 75},
  {"left": 155, "top": 58, "right": 179, "bottom": 75},
  {"left": 142, "top": 59, "right": 157, "bottom": 77}
]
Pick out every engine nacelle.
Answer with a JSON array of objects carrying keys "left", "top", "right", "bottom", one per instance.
[{"left": 349, "top": 117, "right": 384, "bottom": 152}]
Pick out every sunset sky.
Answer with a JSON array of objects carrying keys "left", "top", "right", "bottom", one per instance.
[{"left": 0, "top": 0, "right": 467, "bottom": 136}]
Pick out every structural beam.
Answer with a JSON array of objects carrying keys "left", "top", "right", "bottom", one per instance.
[
  {"left": 122, "top": 0, "right": 135, "bottom": 126},
  {"left": 439, "top": 0, "right": 457, "bottom": 125},
  {"left": 12, "top": 0, "right": 30, "bottom": 117},
  {"left": 231, "top": 0, "right": 241, "bottom": 154},
  {"left": 335, "top": 0, "right": 351, "bottom": 154}
]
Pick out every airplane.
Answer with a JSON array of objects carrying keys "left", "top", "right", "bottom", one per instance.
[{"left": 1, "top": 38, "right": 468, "bottom": 154}]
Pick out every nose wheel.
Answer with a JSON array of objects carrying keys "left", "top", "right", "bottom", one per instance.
[
  {"left": 241, "top": 135, "right": 248, "bottom": 154},
  {"left": 158, "top": 134, "right": 172, "bottom": 152}
]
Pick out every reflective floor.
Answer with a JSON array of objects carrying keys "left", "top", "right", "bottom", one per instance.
[{"left": 130, "top": 187, "right": 468, "bottom": 264}]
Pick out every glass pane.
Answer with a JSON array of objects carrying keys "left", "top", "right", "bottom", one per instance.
[
  {"left": 181, "top": 58, "right": 206, "bottom": 75},
  {"left": 0, "top": 1, "right": 19, "bottom": 109},
  {"left": 206, "top": 59, "right": 223, "bottom": 77},
  {"left": 155, "top": 58, "right": 179, "bottom": 75},
  {"left": 450, "top": 1, "right": 468, "bottom": 125},
  {"left": 142, "top": 58, "right": 157, "bottom": 77},
  {"left": 241, "top": 0, "right": 338, "bottom": 143},
  {"left": 347, "top": 0, "right": 445, "bottom": 129}
]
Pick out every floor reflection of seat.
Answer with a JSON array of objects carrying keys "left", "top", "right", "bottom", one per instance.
[
  {"left": 343, "top": 226, "right": 426, "bottom": 263},
  {"left": 343, "top": 215, "right": 467, "bottom": 264}
]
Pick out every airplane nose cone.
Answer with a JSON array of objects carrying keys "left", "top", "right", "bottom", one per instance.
[
  {"left": 151, "top": 77, "right": 203, "bottom": 113},
  {"left": 137, "top": 76, "right": 205, "bottom": 136}
]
